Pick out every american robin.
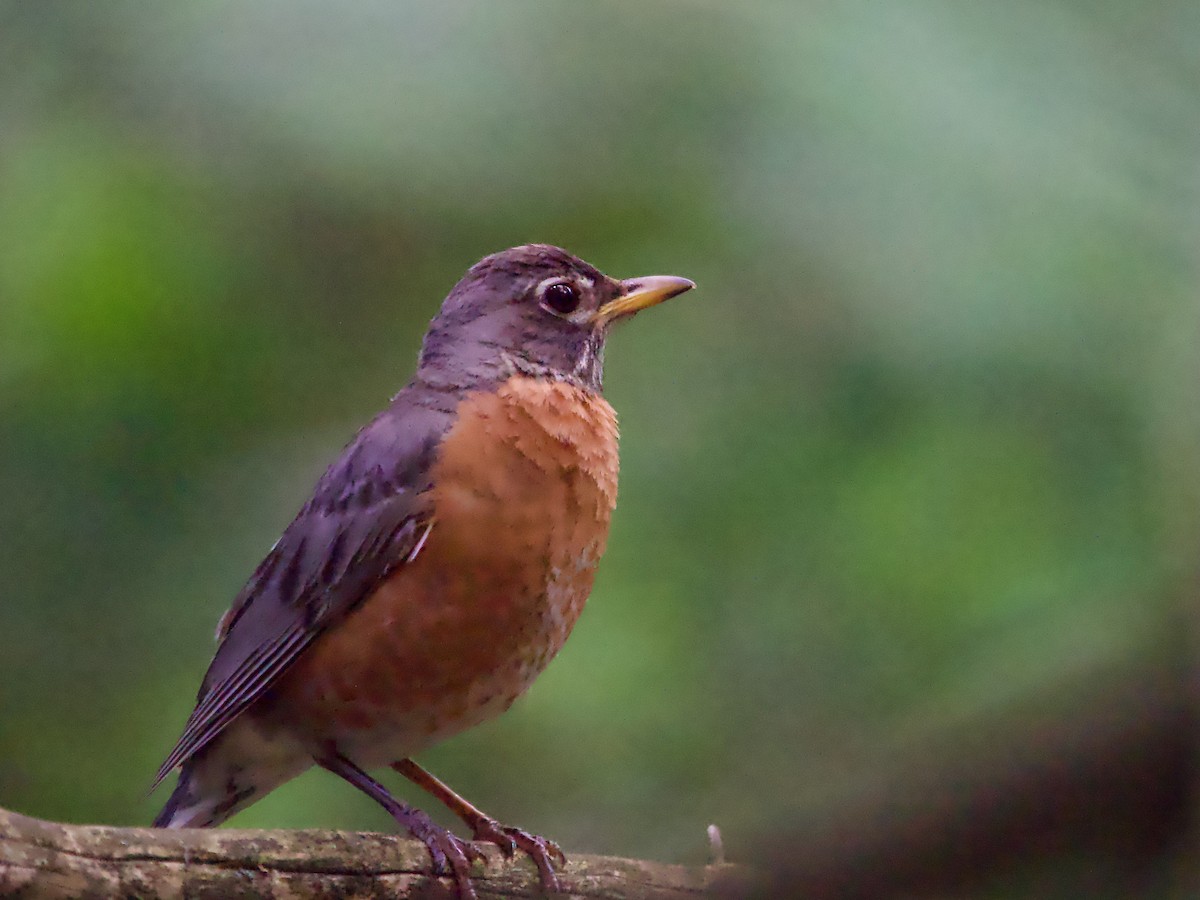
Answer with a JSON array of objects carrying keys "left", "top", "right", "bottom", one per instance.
[{"left": 151, "top": 244, "right": 694, "bottom": 898}]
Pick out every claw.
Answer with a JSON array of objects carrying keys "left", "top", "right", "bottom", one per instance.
[
  {"left": 408, "top": 817, "right": 484, "bottom": 899},
  {"left": 488, "top": 828, "right": 518, "bottom": 858},
  {"left": 386, "top": 759, "right": 565, "bottom": 894},
  {"left": 471, "top": 817, "right": 564, "bottom": 894},
  {"left": 318, "top": 754, "right": 486, "bottom": 898}
]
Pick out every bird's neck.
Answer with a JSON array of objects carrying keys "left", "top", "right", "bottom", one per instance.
[
  {"left": 495, "top": 346, "right": 605, "bottom": 393},
  {"left": 415, "top": 343, "right": 605, "bottom": 396}
]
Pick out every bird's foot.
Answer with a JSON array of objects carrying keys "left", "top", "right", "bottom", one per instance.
[
  {"left": 318, "top": 753, "right": 486, "bottom": 898},
  {"left": 404, "top": 813, "right": 486, "bottom": 899},
  {"left": 470, "top": 815, "right": 565, "bottom": 893}
]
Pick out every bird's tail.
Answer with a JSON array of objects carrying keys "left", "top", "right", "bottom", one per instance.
[
  {"left": 153, "top": 760, "right": 240, "bottom": 828},
  {"left": 152, "top": 719, "right": 311, "bottom": 828},
  {"left": 152, "top": 771, "right": 195, "bottom": 827}
]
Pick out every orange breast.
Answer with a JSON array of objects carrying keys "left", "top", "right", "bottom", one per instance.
[{"left": 268, "top": 376, "right": 619, "bottom": 760}]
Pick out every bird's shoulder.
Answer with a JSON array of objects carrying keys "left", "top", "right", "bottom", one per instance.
[
  {"left": 154, "top": 382, "right": 462, "bottom": 784},
  {"left": 213, "top": 382, "right": 459, "bottom": 646}
]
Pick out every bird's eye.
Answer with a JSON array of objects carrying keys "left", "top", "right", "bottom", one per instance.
[{"left": 541, "top": 281, "right": 581, "bottom": 315}]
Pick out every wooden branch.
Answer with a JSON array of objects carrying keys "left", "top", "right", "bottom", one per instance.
[{"left": 0, "top": 807, "right": 753, "bottom": 899}]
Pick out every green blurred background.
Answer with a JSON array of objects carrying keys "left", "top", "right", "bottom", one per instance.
[{"left": 1, "top": 2, "right": 1197, "bottom": 896}]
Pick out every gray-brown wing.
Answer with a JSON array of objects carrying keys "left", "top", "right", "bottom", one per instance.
[{"left": 153, "top": 394, "right": 452, "bottom": 788}]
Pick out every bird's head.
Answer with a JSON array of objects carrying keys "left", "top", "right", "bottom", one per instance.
[{"left": 417, "top": 244, "right": 694, "bottom": 392}]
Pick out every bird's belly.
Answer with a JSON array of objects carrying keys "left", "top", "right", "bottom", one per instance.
[{"left": 264, "top": 377, "right": 619, "bottom": 763}]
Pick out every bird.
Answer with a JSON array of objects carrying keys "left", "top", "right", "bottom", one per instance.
[{"left": 151, "top": 244, "right": 695, "bottom": 898}]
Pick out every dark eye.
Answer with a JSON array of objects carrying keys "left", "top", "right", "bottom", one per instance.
[{"left": 541, "top": 281, "right": 581, "bottom": 315}]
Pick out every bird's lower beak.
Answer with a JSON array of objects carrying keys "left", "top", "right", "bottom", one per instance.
[{"left": 593, "top": 275, "right": 696, "bottom": 326}]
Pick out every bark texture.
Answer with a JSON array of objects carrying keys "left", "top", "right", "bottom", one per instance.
[{"left": 0, "top": 807, "right": 753, "bottom": 899}]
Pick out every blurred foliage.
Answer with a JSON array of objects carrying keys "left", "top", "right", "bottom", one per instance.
[{"left": 0, "top": 0, "right": 1197, "bottom": 893}]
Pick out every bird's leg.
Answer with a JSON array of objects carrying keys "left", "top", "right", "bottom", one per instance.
[
  {"left": 392, "top": 757, "right": 565, "bottom": 893},
  {"left": 317, "top": 751, "right": 483, "bottom": 899}
]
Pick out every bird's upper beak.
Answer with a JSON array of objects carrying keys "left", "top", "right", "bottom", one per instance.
[{"left": 592, "top": 274, "right": 695, "bottom": 326}]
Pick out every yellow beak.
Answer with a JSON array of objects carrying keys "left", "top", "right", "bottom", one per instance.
[{"left": 593, "top": 275, "right": 695, "bottom": 326}]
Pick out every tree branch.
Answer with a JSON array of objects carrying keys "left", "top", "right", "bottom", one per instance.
[{"left": 0, "top": 807, "right": 752, "bottom": 899}]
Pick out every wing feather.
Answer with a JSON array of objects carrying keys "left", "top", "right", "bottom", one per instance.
[{"left": 153, "top": 391, "right": 454, "bottom": 788}]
